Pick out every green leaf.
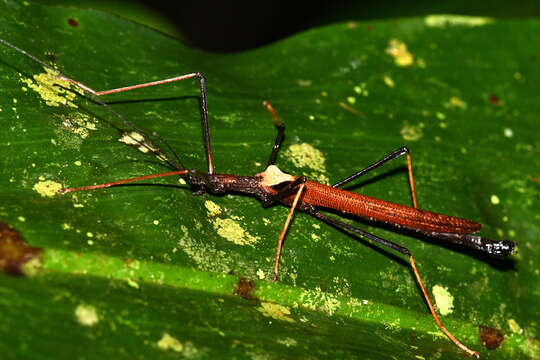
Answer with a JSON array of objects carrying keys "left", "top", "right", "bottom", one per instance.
[{"left": 1, "top": 2, "right": 538, "bottom": 359}]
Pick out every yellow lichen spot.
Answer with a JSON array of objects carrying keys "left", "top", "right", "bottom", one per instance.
[
  {"left": 400, "top": 124, "right": 423, "bottom": 141},
  {"left": 127, "top": 278, "right": 140, "bottom": 289},
  {"left": 86, "top": 232, "right": 93, "bottom": 238},
  {"left": 300, "top": 287, "right": 341, "bottom": 316},
  {"left": 432, "top": 285, "right": 454, "bottom": 315},
  {"left": 21, "top": 67, "right": 79, "bottom": 108},
  {"left": 60, "top": 113, "right": 98, "bottom": 139},
  {"left": 61, "top": 223, "right": 72, "bottom": 230},
  {"left": 447, "top": 96, "right": 468, "bottom": 110},
  {"left": 386, "top": 38, "right": 414, "bottom": 67},
  {"left": 507, "top": 319, "right": 522, "bottom": 334},
  {"left": 118, "top": 131, "right": 157, "bottom": 154},
  {"left": 17, "top": 216, "right": 26, "bottom": 222},
  {"left": 277, "top": 337, "right": 298, "bottom": 347},
  {"left": 75, "top": 304, "right": 99, "bottom": 326},
  {"left": 74, "top": 160, "right": 82, "bottom": 166},
  {"left": 490, "top": 194, "right": 500, "bottom": 205},
  {"left": 21, "top": 256, "right": 42, "bottom": 277},
  {"left": 256, "top": 269, "right": 266, "bottom": 280},
  {"left": 383, "top": 75, "right": 395, "bottom": 88},
  {"left": 212, "top": 218, "right": 259, "bottom": 246},
  {"left": 33, "top": 180, "right": 62, "bottom": 197},
  {"left": 204, "top": 200, "right": 222, "bottom": 216},
  {"left": 157, "top": 333, "right": 183, "bottom": 352},
  {"left": 257, "top": 302, "right": 295, "bottom": 323},
  {"left": 297, "top": 79, "right": 312, "bottom": 87},
  {"left": 284, "top": 143, "right": 329, "bottom": 184},
  {"left": 153, "top": 220, "right": 159, "bottom": 225},
  {"left": 347, "top": 96, "right": 356, "bottom": 104},
  {"left": 425, "top": 15, "right": 493, "bottom": 28}
]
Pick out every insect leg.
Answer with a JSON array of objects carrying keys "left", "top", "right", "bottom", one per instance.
[
  {"left": 273, "top": 183, "right": 306, "bottom": 281},
  {"left": 60, "top": 72, "right": 214, "bottom": 174},
  {"left": 263, "top": 101, "right": 285, "bottom": 167},
  {"left": 310, "top": 211, "right": 479, "bottom": 358},
  {"left": 333, "top": 146, "right": 418, "bottom": 208},
  {"left": 0, "top": 38, "right": 188, "bottom": 172}
]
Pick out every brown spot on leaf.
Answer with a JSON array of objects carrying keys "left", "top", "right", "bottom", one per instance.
[
  {"left": 67, "top": 18, "right": 78, "bottom": 27},
  {"left": 234, "top": 277, "right": 258, "bottom": 301},
  {"left": 0, "top": 222, "right": 42, "bottom": 276},
  {"left": 489, "top": 94, "right": 501, "bottom": 105},
  {"left": 479, "top": 325, "right": 504, "bottom": 349}
]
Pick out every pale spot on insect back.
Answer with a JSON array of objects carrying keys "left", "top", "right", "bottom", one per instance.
[
  {"left": 259, "top": 165, "right": 294, "bottom": 187},
  {"left": 21, "top": 67, "right": 79, "bottom": 107}
]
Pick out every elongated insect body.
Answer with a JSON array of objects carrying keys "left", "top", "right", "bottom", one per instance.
[
  {"left": 285, "top": 180, "right": 482, "bottom": 234},
  {"left": 1, "top": 37, "right": 518, "bottom": 359}
]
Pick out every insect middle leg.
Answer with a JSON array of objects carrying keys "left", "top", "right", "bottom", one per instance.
[
  {"left": 332, "top": 146, "right": 418, "bottom": 208},
  {"left": 262, "top": 101, "right": 285, "bottom": 168},
  {"left": 272, "top": 181, "right": 306, "bottom": 281}
]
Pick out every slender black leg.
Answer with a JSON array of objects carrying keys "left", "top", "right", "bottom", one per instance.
[
  {"left": 309, "top": 210, "right": 479, "bottom": 358},
  {"left": 0, "top": 39, "right": 214, "bottom": 174},
  {"left": 263, "top": 101, "right": 285, "bottom": 167},
  {"left": 311, "top": 211, "right": 410, "bottom": 255},
  {"left": 333, "top": 146, "right": 418, "bottom": 208},
  {"left": 194, "top": 73, "right": 213, "bottom": 174}
]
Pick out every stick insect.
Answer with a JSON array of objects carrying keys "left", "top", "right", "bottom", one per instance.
[{"left": 1, "top": 38, "right": 516, "bottom": 358}]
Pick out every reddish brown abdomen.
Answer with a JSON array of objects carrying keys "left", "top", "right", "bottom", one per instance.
[{"left": 293, "top": 180, "right": 482, "bottom": 234}]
